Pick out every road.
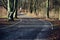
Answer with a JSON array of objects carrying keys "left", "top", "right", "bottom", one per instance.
[{"left": 0, "top": 18, "right": 53, "bottom": 40}]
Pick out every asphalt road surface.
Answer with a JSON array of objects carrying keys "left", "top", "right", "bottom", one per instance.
[{"left": 0, "top": 18, "right": 53, "bottom": 40}]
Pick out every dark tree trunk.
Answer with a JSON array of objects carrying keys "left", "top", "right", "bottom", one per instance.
[
  {"left": 47, "top": 7, "right": 49, "bottom": 18},
  {"left": 30, "top": 0, "right": 33, "bottom": 13},
  {"left": 15, "top": 0, "right": 18, "bottom": 18},
  {"left": 30, "top": 6, "right": 33, "bottom": 13},
  {"left": 47, "top": 0, "right": 49, "bottom": 18}
]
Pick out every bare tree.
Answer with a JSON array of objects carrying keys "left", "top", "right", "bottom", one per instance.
[{"left": 0, "top": 0, "right": 18, "bottom": 21}]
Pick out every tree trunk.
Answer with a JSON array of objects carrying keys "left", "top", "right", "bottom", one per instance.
[
  {"left": 14, "top": 0, "right": 18, "bottom": 18},
  {"left": 46, "top": 0, "right": 49, "bottom": 18},
  {"left": 7, "top": 0, "right": 14, "bottom": 21},
  {"left": 47, "top": 7, "right": 49, "bottom": 18},
  {"left": 30, "top": 0, "right": 33, "bottom": 13},
  {"left": 15, "top": 9, "right": 18, "bottom": 18}
]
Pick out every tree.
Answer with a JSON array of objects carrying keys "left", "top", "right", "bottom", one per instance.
[
  {"left": 7, "top": 0, "right": 15, "bottom": 21},
  {"left": 33, "top": 0, "right": 38, "bottom": 15},
  {"left": 0, "top": 0, "right": 7, "bottom": 9},
  {"left": 0, "top": 0, "right": 15, "bottom": 21},
  {"left": 30, "top": 0, "right": 33, "bottom": 13},
  {"left": 0, "top": 0, "right": 18, "bottom": 21},
  {"left": 46, "top": 0, "right": 49, "bottom": 18},
  {"left": 53, "top": 0, "right": 60, "bottom": 20},
  {"left": 14, "top": 0, "right": 18, "bottom": 18}
]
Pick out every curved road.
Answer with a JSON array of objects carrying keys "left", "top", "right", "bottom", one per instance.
[{"left": 0, "top": 18, "right": 53, "bottom": 40}]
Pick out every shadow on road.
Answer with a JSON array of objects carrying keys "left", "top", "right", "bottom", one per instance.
[{"left": 0, "top": 18, "right": 53, "bottom": 40}]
